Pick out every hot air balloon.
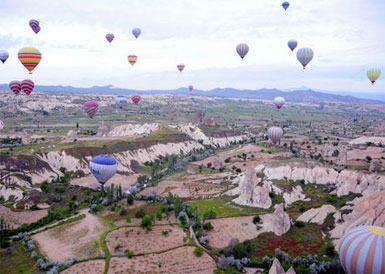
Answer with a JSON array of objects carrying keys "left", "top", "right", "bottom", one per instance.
[
  {"left": 89, "top": 155, "right": 117, "bottom": 190},
  {"left": 282, "top": 1, "right": 290, "bottom": 10},
  {"left": 268, "top": 127, "right": 283, "bottom": 145},
  {"left": 236, "top": 43, "right": 249, "bottom": 60},
  {"left": 177, "top": 64, "right": 185, "bottom": 72},
  {"left": 18, "top": 47, "right": 42, "bottom": 74},
  {"left": 132, "top": 28, "right": 141, "bottom": 39},
  {"left": 296, "top": 48, "right": 314, "bottom": 69},
  {"left": 131, "top": 95, "right": 141, "bottom": 105},
  {"left": 288, "top": 40, "right": 297, "bottom": 52},
  {"left": 0, "top": 120, "right": 4, "bottom": 131},
  {"left": 9, "top": 81, "right": 22, "bottom": 96},
  {"left": 367, "top": 69, "right": 381, "bottom": 85},
  {"left": 21, "top": 79, "right": 34, "bottom": 96},
  {"left": 106, "top": 33, "right": 114, "bottom": 43},
  {"left": 116, "top": 95, "right": 127, "bottom": 109},
  {"left": 189, "top": 85, "right": 194, "bottom": 92},
  {"left": 0, "top": 50, "right": 9, "bottom": 64},
  {"left": 274, "top": 97, "right": 285, "bottom": 109},
  {"left": 339, "top": 225, "right": 385, "bottom": 274},
  {"left": 84, "top": 101, "right": 99, "bottom": 119},
  {"left": 29, "top": 19, "right": 40, "bottom": 34},
  {"left": 128, "top": 55, "right": 137, "bottom": 66}
]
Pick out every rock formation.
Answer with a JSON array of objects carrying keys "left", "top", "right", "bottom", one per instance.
[
  {"left": 282, "top": 185, "right": 309, "bottom": 205},
  {"left": 107, "top": 123, "right": 160, "bottom": 137},
  {"left": 336, "top": 146, "right": 347, "bottom": 166},
  {"left": 297, "top": 205, "right": 336, "bottom": 225},
  {"left": 65, "top": 130, "right": 77, "bottom": 143},
  {"left": 21, "top": 131, "right": 31, "bottom": 145},
  {"left": 96, "top": 121, "right": 109, "bottom": 137},
  {"left": 262, "top": 203, "right": 291, "bottom": 236},
  {"left": 269, "top": 258, "right": 285, "bottom": 274}
]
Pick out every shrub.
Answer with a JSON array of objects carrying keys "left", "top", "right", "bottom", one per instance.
[
  {"left": 140, "top": 215, "right": 153, "bottom": 229},
  {"left": 203, "top": 222, "right": 213, "bottom": 231},
  {"left": 236, "top": 168, "right": 242, "bottom": 173},
  {"left": 224, "top": 158, "right": 231, "bottom": 163},
  {"left": 325, "top": 195, "right": 336, "bottom": 203},
  {"left": 252, "top": 215, "right": 261, "bottom": 224},
  {"left": 325, "top": 244, "right": 336, "bottom": 256},
  {"left": 162, "top": 230, "right": 169, "bottom": 236},
  {"left": 135, "top": 208, "right": 146, "bottom": 218},
  {"left": 0, "top": 240, "right": 10, "bottom": 248},
  {"left": 127, "top": 195, "right": 134, "bottom": 205},
  {"left": 207, "top": 163, "right": 212, "bottom": 168},
  {"left": 125, "top": 250, "right": 134, "bottom": 258},
  {"left": 125, "top": 215, "right": 131, "bottom": 223},
  {"left": 194, "top": 247, "right": 204, "bottom": 257},
  {"left": 156, "top": 211, "right": 163, "bottom": 221},
  {"left": 295, "top": 220, "right": 305, "bottom": 228}
]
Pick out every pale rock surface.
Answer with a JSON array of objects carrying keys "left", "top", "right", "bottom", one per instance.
[
  {"left": 64, "top": 130, "right": 77, "bottom": 143},
  {"left": 21, "top": 131, "right": 31, "bottom": 145},
  {"left": 269, "top": 258, "right": 285, "bottom": 274},
  {"left": 336, "top": 146, "right": 347, "bottom": 166},
  {"left": 107, "top": 123, "right": 160, "bottom": 137},
  {"left": 349, "top": 136, "right": 385, "bottom": 146},
  {"left": 262, "top": 203, "right": 291, "bottom": 236},
  {"left": 283, "top": 185, "right": 309, "bottom": 205},
  {"left": 96, "top": 121, "right": 109, "bottom": 137},
  {"left": 0, "top": 186, "right": 23, "bottom": 201},
  {"left": 297, "top": 205, "right": 336, "bottom": 225},
  {"left": 286, "top": 267, "right": 296, "bottom": 274}
]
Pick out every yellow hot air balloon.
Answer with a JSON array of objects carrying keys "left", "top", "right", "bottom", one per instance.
[
  {"left": 367, "top": 68, "right": 381, "bottom": 85},
  {"left": 127, "top": 55, "right": 137, "bottom": 66},
  {"left": 18, "top": 47, "right": 42, "bottom": 74}
]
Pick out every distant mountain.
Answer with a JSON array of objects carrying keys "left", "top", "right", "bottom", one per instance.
[{"left": 0, "top": 84, "right": 383, "bottom": 104}]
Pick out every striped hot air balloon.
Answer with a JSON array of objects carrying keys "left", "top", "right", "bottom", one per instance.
[
  {"left": 274, "top": 97, "right": 285, "bottom": 110},
  {"left": 106, "top": 33, "right": 114, "bottom": 43},
  {"left": 288, "top": 40, "right": 298, "bottom": 52},
  {"left": 236, "top": 43, "right": 249, "bottom": 60},
  {"left": 339, "top": 225, "right": 385, "bottom": 274},
  {"left": 296, "top": 48, "right": 314, "bottom": 69},
  {"left": 367, "top": 69, "right": 381, "bottom": 85},
  {"left": 89, "top": 155, "right": 117, "bottom": 187},
  {"left": 189, "top": 85, "right": 194, "bottom": 92},
  {"left": 0, "top": 50, "right": 9, "bottom": 64},
  {"left": 9, "top": 81, "right": 22, "bottom": 96},
  {"left": 177, "top": 64, "right": 185, "bottom": 72},
  {"left": 131, "top": 95, "right": 141, "bottom": 105},
  {"left": 0, "top": 120, "right": 4, "bottom": 131},
  {"left": 268, "top": 127, "right": 284, "bottom": 145},
  {"left": 84, "top": 101, "right": 99, "bottom": 119},
  {"left": 21, "top": 79, "right": 34, "bottom": 96},
  {"left": 29, "top": 19, "right": 40, "bottom": 34},
  {"left": 18, "top": 47, "right": 42, "bottom": 74},
  {"left": 132, "top": 28, "right": 141, "bottom": 39},
  {"left": 128, "top": 55, "right": 137, "bottom": 66}
]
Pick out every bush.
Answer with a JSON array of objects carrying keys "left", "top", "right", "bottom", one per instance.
[
  {"left": 127, "top": 195, "right": 134, "bottom": 205},
  {"left": 224, "top": 158, "right": 231, "bottom": 163},
  {"left": 203, "top": 210, "right": 217, "bottom": 220},
  {"left": 125, "top": 215, "right": 131, "bottom": 223},
  {"left": 0, "top": 240, "right": 10, "bottom": 248},
  {"left": 325, "top": 244, "right": 336, "bottom": 256},
  {"left": 252, "top": 215, "right": 261, "bottom": 224},
  {"left": 325, "top": 195, "right": 336, "bottom": 203},
  {"left": 162, "top": 230, "right": 169, "bottom": 236},
  {"left": 140, "top": 215, "right": 153, "bottom": 229},
  {"left": 125, "top": 250, "right": 134, "bottom": 258},
  {"left": 156, "top": 211, "right": 163, "bottom": 221},
  {"left": 135, "top": 208, "right": 146, "bottom": 218},
  {"left": 295, "top": 220, "right": 305, "bottom": 228},
  {"left": 203, "top": 222, "right": 213, "bottom": 231},
  {"left": 236, "top": 168, "right": 242, "bottom": 173},
  {"left": 194, "top": 247, "right": 204, "bottom": 257}
]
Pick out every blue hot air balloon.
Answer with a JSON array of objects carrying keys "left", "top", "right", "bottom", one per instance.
[
  {"left": 89, "top": 155, "right": 117, "bottom": 189},
  {"left": 116, "top": 95, "right": 128, "bottom": 109},
  {"left": 282, "top": 1, "right": 290, "bottom": 10},
  {"left": 288, "top": 40, "right": 298, "bottom": 52}
]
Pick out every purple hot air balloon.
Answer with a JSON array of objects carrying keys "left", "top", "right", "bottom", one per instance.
[
  {"left": 132, "top": 28, "right": 141, "bottom": 39},
  {"left": 288, "top": 40, "right": 298, "bottom": 52},
  {"left": 29, "top": 19, "right": 40, "bottom": 34},
  {"left": 236, "top": 43, "right": 249, "bottom": 60},
  {"left": 0, "top": 50, "right": 9, "bottom": 64},
  {"left": 282, "top": 1, "right": 290, "bottom": 10},
  {"left": 84, "top": 101, "right": 99, "bottom": 119},
  {"left": 106, "top": 33, "right": 114, "bottom": 43},
  {"left": 9, "top": 81, "right": 22, "bottom": 96},
  {"left": 177, "top": 64, "right": 185, "bottom": 72},
  {"left": 21, "top": 79, "right": 34, "bottom": 96},
  {"left": 296, "top": 48, "right": 314, "bottom": 69},
  {"left": 268, "top": 127, "right": 284, "bottom": 145},
  {"left": 131, "top": 95, "right": 141, "bottom": 105}
]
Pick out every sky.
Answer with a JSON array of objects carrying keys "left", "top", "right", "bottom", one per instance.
[{"left": 0, "top": 0, "right": 384, "bottom": 93}]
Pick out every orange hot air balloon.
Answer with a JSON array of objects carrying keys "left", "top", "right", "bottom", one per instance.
[
  {"left": 18, "top": 47, "right": 42, "bottom": 74},
  {"left": 128, "top": 55, "right": 137, "bottom": 66}
]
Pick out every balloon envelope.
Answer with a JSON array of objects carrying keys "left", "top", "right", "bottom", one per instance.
[
  {"left": 177, "top": 64, "right": 185, "bottom": 72},
  {"left": 131, "top": 95, "right": 141, "bottom": 105},
  {"left": 296, "top": 48, "right": 314, "bottom": 69},
  {"left": 116, "top": 95, "right": 127, "bottom": 108},
  {"left": 274, "top": 97, "right": 285, "bottom": 109},
  {"left": 367, "top": 69, "right": 381, "bottom": 84},
  {"left": 106, "top": 33, "right": 114, "bottom": 43},
  {"left": 29, "top": 19, "right": 40, "bottom": 34},
  {"left": 84, "top": 101, "right": 99, "bottom": 119},
  {"left": 132, "top": 28, "right": 141, "bottom": 39},
  {"left": 18, "top": 47, "right": 42, "bottom": 74},
  {"left": 89, "top": 155, "right": 117, "bottom": 185},
  {"left": 268, "top": 127, "right": 283, "bottom": 145},
  {"left": 288, "top": 40, "right": 297, "bottom": 51},
  {"left": 9, "top": 81, "right": 22, "bottom": 96},
  {"left": 236, "top": 43, "right": 249, "bottom": 60},
  {"left": 21, "top": 79, "right": 34, "bottom": 96},
  {"left": 339, "top": 226, "right": 385, "bottom": 274},
  {"left": 189, "top": 85, "right": 194, "bottom": 92},
  {"left": 282, "top": 1, "right": 290, "bottom": 10},
  {"left": 0, "top": 50, "right": 9, "bottom": 63},
  {"left": 128, "top": 55, "right": 137, "bottom": 66}
]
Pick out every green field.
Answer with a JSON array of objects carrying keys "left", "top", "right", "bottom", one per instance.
[{"left": 0, "top": 242, "right": 41, "bottom": 274}]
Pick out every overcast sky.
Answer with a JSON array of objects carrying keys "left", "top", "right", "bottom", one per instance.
[{"left": 0, "top": 0, "right": 384, "bottom": 92}]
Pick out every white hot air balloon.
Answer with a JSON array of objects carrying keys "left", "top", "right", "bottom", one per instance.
[
  {"left": 90, "top": 155, "right": 118, "bottom": 191},
  {"left": 268, "top": 127, "right": 284, "bottom": 145},
  {"left": 274, "top": 97, "right": 285, "bottom": 110}
]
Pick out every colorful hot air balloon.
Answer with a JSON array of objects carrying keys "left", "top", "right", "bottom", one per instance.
[
  {"left": 274, "top": 97, "right": 285, "bottom": 110},
  {"left": 268, "top": 127, "right": 283, "bottom": 145},
  {"left": 0, "top": 120, "right": 4, "bottom": 131},
  {"left": 282, "top": 1, "right": 290, "bottom": 10},
  {"left": 84, "top": 101, "right": 99, "bottom": 119},
  {"left": 288, "top": 40, "right": 297, "bottom": 52},
  {"left": 189, "top": 85, "right": 194, "bottom": 92},
  {"left": 132, "top": 28, "right": 141, "bottom": 39},
  {"left": 236, "top": 43, "right": 249, "bottom": 60},
  {"left": 29, "top": 19, "right": 40, "bottom": 34},
  {"left": 18, "top": 47, "right": 42, "bottom": 74},
  {"left": 339, "top": 225, "right": 385, "bottom": 274},
  {"left": 9, "top": 81, "right": 22, "bottom": 96},
  {"left": 89, "top": 155, "right": 117, "bottom": 188},
  {"left": 131, "top": 95, "right": 141, "bottom": 105},
  {"left": 106, "top": 33, "right": 114, "bottom": 43},
  {"left": 0, "top": 50, "right": 9, "bottom": 64},
  {"left": 296, "top": 48, "right": 314, "bottom": 69},
  {"left": 128, "top": 55, "right": 137, "bottom": 66},
  {"left": 367, "top": 69, "right": 381, "bottom": 85},
  {"left": 116, "top": 95, "right": 127, "bottom": 109},
  {"left": 21, "top": 79, "right": 34, "bottom": 96},
  {"left": 177, "top": 64, "right": 185, "bottom": 72}
]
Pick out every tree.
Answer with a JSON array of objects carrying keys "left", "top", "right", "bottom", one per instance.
[
  {"left": 140, "top": 215, "right": 153, "bottom": 230},
  {"left": 194, "top": 247, "right": 204, "bottom": 257}
]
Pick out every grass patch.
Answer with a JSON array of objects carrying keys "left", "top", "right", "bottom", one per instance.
[{"left": 0, "top": 241, "right": 41, "bottom": 274}]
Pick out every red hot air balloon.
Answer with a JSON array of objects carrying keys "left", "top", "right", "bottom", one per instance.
[
  {"left": 131, "top": 95, "right": 141, "bottom": 105},
  {"left": 9, "top": 81, "right": 22, "bottom": 96},
  {"left": 84, "top": 101, "right": 99, "bottom": 119},
  {"left": 21, "top": 79, "right": 34, "bottom": 96},
  {"left": 106, "top": 33, "right": 114, "bottom": 43},
  {"left": 188, "top": 85, "right": 194, "bottom": 92},
  {"left": 177, "top": 64, "right": 185, "bottom": 72}
]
